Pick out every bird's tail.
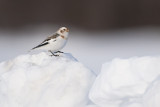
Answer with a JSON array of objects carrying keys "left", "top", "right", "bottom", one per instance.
[
  {"left": 27, "top": 48, "right": 34, "bottom": 53},
  {"left": 28, "top": 43, "right": 47, "bottom": 53}
]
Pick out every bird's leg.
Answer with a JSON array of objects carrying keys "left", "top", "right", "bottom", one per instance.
[{"left": 49, "top": 50, "right": 59, "bottom": 56}]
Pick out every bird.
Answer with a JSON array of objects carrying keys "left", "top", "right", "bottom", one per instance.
[{"left": 30, "top": 27, "right": 69, "bottom": 56}]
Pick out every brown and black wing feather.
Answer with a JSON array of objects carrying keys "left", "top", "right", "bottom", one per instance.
[
  {"left": 31, "top": 33, "right": 60, "bottom": 50},
  {"left": 31, "top": 42, "right": 49, "bottom": 50}
]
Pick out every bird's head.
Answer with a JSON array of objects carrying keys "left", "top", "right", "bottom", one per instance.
[{"left": 57, "top": 27, "right": 69, "bottom": 36}]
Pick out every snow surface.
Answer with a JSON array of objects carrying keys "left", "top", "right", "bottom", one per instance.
[
  {"left": 0, "top": 52, "right": 96, "bottom": 107},
  {"left": 1, "top": 26, "right": 160, "bottom": 107},
  {"left": 143, "top": 76, "right": 160, "bottom": 107},
  {"left": 89, "top": 56, "right": 160, "bottom": 107},
  {"left": 1, "top": 26, "right": 160, "bottom": 73}
]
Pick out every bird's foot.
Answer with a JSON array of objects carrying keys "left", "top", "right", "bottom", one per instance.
[
  {"left": 49, "top": 50, "right": 60, "bottom": 57},
  {"left": 50, "top": 54, "right": 59, "bottom": 57},
  {"left": 55, "top": 51, "right": 64, "bottom": 53}
]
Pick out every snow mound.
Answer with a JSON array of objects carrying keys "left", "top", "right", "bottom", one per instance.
[
  {"left": 89, "top": 56, "right": 160, "bottom": 107},
  {"left": 0, "top": 52, "right": 95, "bottom": 107},
  {"left": 143, "top": 76, "right": 160, "bottom": 107}
]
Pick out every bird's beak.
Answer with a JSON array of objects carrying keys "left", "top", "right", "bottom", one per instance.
[{"left": 66, "top": 28, "right": 69, "bottom": 32}]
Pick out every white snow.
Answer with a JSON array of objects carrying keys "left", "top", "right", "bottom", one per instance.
[
  {"left": 1, "top": 26, "right": 160, "bottom": 107},
  {"left": 143, "top": 76, "right": 160, "bottom": 107},
  {"left": 89, "top": 56, "right": 160, "bottom": 107},
  {"left": 1, "top": 26, "right": 160, "bottom": 73},
  {"left": 0, "top": 52, "right": 95, "bottom": 107}
]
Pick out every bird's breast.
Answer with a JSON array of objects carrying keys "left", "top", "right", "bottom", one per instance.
[{"left": 60, "top": 35, "right": 68, "bottom": 40}]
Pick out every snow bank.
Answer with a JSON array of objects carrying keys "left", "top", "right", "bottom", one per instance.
[
  {"left": 89, "top": 56, "right": 160, "bottom": 107},
  {"left": 143, "top": 76, "right": 160, "bottom": 107},
  {"left": 0, "top": 52, "right": 95, "bottom": 107}
]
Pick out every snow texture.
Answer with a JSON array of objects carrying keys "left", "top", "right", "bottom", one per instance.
[
  {"left": 89, "top": 56, "right": 160, "bottom": 107},
  {"left": 143, "top": 76, "right": 160, "bottom": 107},
  {"left": 1, "top": 27, "right": 160, "bottom": 74},
  {"left": 0, "top": 52, "right": 95, "bottom": 107}
]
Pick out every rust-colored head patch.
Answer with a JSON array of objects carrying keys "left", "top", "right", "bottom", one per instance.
[{"left": 61, "top": 35, "right": 65, "bottom": 39}]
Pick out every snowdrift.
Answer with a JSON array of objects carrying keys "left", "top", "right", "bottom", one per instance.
[
  {"left": 0, "top": 52, "right": 95, "bottom": 107},
  {"left": 89, "top": 56, "right": 160, "bottom": 107}
]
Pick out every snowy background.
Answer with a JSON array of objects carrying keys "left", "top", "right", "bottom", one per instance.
[
  {"left": 1, "top": 0, "right": 160, "bottom": 106},
  {"left": 1, "top": 26, "right": 160, "bottom": 73},
  {"left": 0, "top": 26, "right": 160, "bottom": 107}
]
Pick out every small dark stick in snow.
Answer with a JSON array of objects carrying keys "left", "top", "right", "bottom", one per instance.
[{"left": 30, "top": 27, "right": 69, "bottom": 56}]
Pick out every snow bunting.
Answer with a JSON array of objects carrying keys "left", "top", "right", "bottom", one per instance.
[{"left": 30, "top": 27, "right": 69, "bottom": 56}]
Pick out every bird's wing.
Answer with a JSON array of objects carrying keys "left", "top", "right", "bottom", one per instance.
[
  {"left": 41, "top": 33, "right": 59, "bottom": 44},
  {"left": 31, "top": 33, "right": 60, "bottom": 50}
]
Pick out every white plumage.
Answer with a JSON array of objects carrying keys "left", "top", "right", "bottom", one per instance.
[{"left": 31, "top": 27, "right": 69, "bottom": 56}]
